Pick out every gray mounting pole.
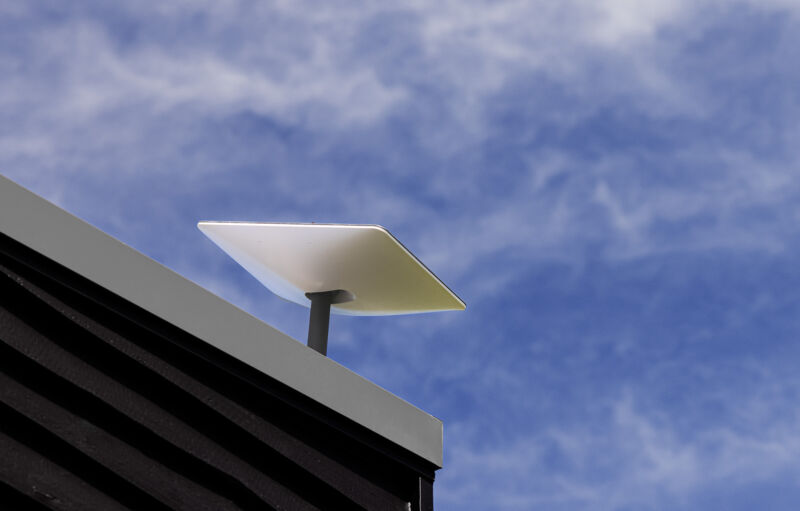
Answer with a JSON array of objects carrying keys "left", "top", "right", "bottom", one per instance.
[
  {"left": 306, "top": 291, "right": 334, "bottom": 355},
  {"left": 305, "top": 290, "right": 354, "bottom": 356}
]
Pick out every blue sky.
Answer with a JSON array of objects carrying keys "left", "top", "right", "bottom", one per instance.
[{"left": 3, "top": 2, "right": 800, "bottom": 509}]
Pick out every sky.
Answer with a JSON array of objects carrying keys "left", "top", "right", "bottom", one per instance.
[{"left": 3, "top": 1, "right": 800, "bottom": 509}]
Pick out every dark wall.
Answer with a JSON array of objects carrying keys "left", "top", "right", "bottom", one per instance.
[{"left": 0, "top": 233, "right": 435, "bottom": 511}]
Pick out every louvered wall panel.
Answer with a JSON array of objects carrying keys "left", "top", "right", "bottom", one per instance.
[{"left": 0, "top": 233, "right": 435, "bottom": 511}]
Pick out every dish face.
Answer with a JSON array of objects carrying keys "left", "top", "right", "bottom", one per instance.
[{"left": 198, "top": 222, "right": 465, "bottom": 316}]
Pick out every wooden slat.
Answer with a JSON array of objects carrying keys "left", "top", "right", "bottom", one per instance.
[
  {"left": 0, "top": 479, "right": 53, "bottom": 511},
  {"left": 0, "top": 426, "right": 133, "bottom": 511},
  {"left": 0, "top": 372, "right": 241, "bottom": 511}
]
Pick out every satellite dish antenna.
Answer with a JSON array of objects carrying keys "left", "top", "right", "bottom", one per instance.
[{"left": 198, "top": 222, "right": 465, "bottom": 356}]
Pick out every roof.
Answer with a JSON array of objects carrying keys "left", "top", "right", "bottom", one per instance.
[{"left": 0, "top": 174, "right": 443, "bottom": 468}]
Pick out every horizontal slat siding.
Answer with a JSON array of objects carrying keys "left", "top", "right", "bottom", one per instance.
[
  {"left": 6, "top": 262, "right": 405, "bottom": 509},
  {"left": 0, "top": 236, "right": 430, "bottom": 510},
  {"left": 0, "top": 372, "right": 241, "bottom": 511},
  {"left": 0, "top": 418, "right": 140, "bottom": 511}
]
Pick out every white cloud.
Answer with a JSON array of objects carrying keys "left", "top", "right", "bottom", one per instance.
[
  {"left": 438, "top": 385, "right": 800, "bottom": 510},
  {"left": 4, "top": 0, "right": 799, "bottom": 296},
  {"left": 4, "top": 6, "right": 800, "bottom": 510},
  {"left": 0, "top": 0, "right": 720, "bottom": 167}
]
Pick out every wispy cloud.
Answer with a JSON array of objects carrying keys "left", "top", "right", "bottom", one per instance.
[
  {"left": 439, "top": 384, "right": 800, "bottom": 510},
  {"left": 3, "top": 2, "right": 800, "bottom": 509}
]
